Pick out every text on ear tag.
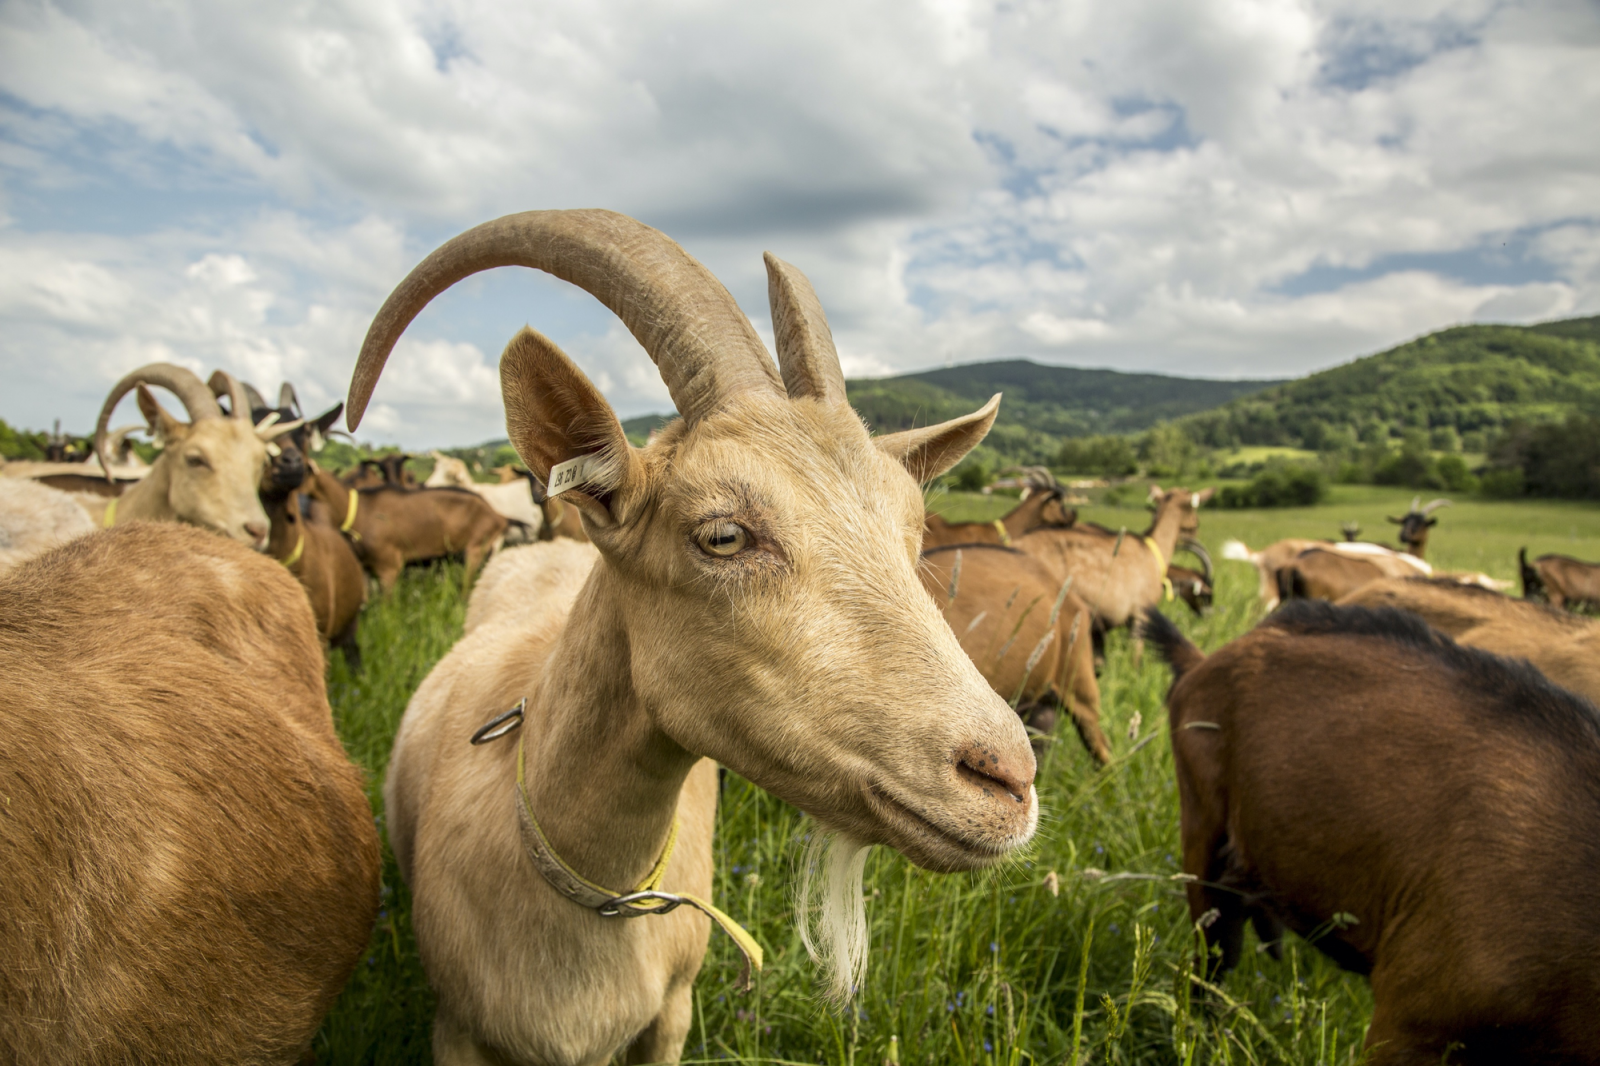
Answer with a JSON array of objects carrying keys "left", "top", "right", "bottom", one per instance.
[{"left": 548, "top": 453, "right": 605, "bottom": 497}]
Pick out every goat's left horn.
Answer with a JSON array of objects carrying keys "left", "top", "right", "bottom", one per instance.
[
  {"left": 764, "top": 252, "right": 847, "bottom": 405},
  {"left": 347, "top": 209, "right": 784, "bottom": 430},
  {"left": 208, "top": 371, "right": 253, "bottom": 422},
  {"left": 1421, "top": 497, "right": 1452, "bottom": 515},
  {"left": 1179, "top": 536, "right": 1213, "bottom": 585}
]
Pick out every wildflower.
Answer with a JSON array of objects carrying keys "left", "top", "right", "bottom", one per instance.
[
  {"left": 1126, "top": 710, "right": 1142, "bottom": 739},
  {"left": 1044, "top": 870, "right": 1060, "bottom": 896}
]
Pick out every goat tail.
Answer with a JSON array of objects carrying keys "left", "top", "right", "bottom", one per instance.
[
  {"left": 1138, "top": 608, "right": 1204, "bottom": 679},
  {"left": 1220, "top": 538, "right": 1255, "bottom": 564},
  {"left": 1519, "top": 546, "right": 1542, "bottom": 600}
]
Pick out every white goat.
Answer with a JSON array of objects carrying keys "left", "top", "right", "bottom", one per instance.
[
  {"left": 0, "top": 478, "right": 96, "bottom": 574},
  {"left": 349, "top": 210, "right": 1039, "bottom": 1066},
  {"left": 425, "top": 450, "right": 545, "bottom": 539}
]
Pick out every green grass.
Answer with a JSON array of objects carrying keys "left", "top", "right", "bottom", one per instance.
[{"left": 315, "top": 494, "right": 1600, "bottom": 1064}]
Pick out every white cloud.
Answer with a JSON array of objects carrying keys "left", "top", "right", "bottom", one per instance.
[{"left": 1, "top": 0, "right": 1597, "bottom": 445}]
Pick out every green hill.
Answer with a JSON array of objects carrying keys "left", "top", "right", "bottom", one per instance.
[{"left": 1178, "top": 315, "right": 1600, "bottom": 451}]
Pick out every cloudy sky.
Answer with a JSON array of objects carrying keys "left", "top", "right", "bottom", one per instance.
[{"left": 2, "top": 0, "right": 1597, "bottom": 446}]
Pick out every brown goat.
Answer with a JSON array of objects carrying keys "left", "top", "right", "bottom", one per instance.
[
  {"left": 0, "top": 523, "right": 380, "bottom": 1065},
  {"left": 1340, "top": 577, "right": 1600, "bottom": 704},
  {"left": 919, "top": 544, "right": 1110, "bottom": 763},
  {"left": 1145, "top": 602, "right": 1600, "bottom": 1065},
  {"left": 1387, "top": 496, "right": 1450, "bottom": 558},
  {"left": 1521, "top": 547, "right": 1600, "bottom": 611},
  {"left": 304, "top": 465, "right": 507, "bottom": 592},
  {"left": 264, "top": 486, "right": 366, "bottom": 665},
  {"left": 922, "top": 489, "right": 1076, "bottom": 550}
]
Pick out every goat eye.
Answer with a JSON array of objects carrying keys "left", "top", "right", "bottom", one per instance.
[
  {"left": 696, "top": 522, "right": 749, "bottom": 557},
  {"left": 185, "top": 453, "right": 209, "bottom": 470}
]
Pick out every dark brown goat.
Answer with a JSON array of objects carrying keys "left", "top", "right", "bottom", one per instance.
[
  {"left": 0, "top": 523, "right": 380, "bottom": 1065},
  {"left": 1521, "top": 547, "right": 1600, "bottom": 611},
  {"left": 342, "top": 452, "right": 417, "bottom": 489},
  {"left": 922, "top": 489, "right": 1076, "bottom": 550},
  {"left": 264, "top": 486, "right": 366, "bottom": 665},
  {"left": 304, "top": 464, "right": 506, "bottom": 591},
  {"left": 919, "top": 544, "right": 1110, "bottom": 763},
  {"left": 1144, "top": 602, "right": 1600, "bottom": 1065},
  {"left": 1168, "top": 538, "right": 1214, "bottom": 616},
  {"left": 1387, "top": 496, "right": 1450, "bottom": 558}
]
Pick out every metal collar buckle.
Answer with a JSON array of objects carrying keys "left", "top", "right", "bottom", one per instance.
[{"left": 599, "top": 890, "right": 684, "bottom": 918}]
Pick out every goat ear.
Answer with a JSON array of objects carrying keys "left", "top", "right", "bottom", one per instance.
[
  {"left": 500, "top": 327, "right": 634, "bottom": 528},
  {"left": 874, "top": 393, "right": 999, "bottom": 483},
  {"left": 135, "top": 384, "right": 187, "bottom": 444},
  {"left": 1195, "top": 487, "right": 1215, "bottom": 505},
  {"left": 1385, "top": 515, "right": 1403, "bottom": 524}
]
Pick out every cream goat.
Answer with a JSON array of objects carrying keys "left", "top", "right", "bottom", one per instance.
[
  {"left": 350, "top": 210, "right": 1039, "bottom": 1066},
  {"left": 425, "top": 450, "right": 545, "bottom": 538}
]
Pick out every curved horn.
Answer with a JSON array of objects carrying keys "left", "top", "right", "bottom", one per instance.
[
  {"left": 278, "top": 382, "right": 302, "bottom": 417},
  {"left": 94, "top": 363, "right": 222, "bottom": 479},
  {"left": 1420, "top": 497, "right": 1452, "bottom": 515},
  {"left": 764, "top": 252, "right": 847, "bottom": 404},
  {"left": 207, "top": 370, "right": 253, "bottom": 421},
  {"left": 105, "top": 425, "right": 144, "bottom": 464},
  {"left": 1179, "top": 536, "right": 1213, "bottom": 586},
  {"left": 1408, "top": 495, "right": 1422, "bottom": 515},
  {"left": 347, "top": 209, "right": 783, "bottom": 430}
]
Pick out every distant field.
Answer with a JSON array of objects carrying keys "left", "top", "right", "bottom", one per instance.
[
  {"left": 315, "top": 490, "right": 1598, "bottom": 1064},
  {"left": 1212, "top": 445, "right": 1319, "bottom": 466},
  {"left": 932, "top": 485, "right": 1600, "bottom": 581}
]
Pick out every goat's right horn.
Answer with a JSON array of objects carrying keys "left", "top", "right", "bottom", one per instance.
[
  {"left": 1420, "top": 497, "right": 1452, "bottom": 515},
  {"left": 1179, "top": 536, "right": 1213, "bottom": 585},
  {"left": 347, "top": 209, "right": 784, "bottom": 430},
  {"left": 764, "top": 252, "right": 847, "bottom": 405},
  {"left": 279, "top": 382, "right": 302, "bottom": 417},
  {"left": 208, "top": 371, "right": 253, "bottom": 422},
  {"left": 94, "top": 363, "right": 222, "bottom": 481}
]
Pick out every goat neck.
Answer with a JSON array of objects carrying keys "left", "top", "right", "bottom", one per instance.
[
  {"left": 515, "top": 573, "right": 694, "bottom": 892},
  {"left": 1142, "top": 487, "right": 1204, "bottom": 566}
]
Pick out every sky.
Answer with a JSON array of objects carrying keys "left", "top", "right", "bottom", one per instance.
[{"left": 2, "top": 0, "right": 1597, "bottom": 447}]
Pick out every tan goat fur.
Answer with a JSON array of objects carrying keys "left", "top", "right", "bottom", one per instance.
[
  {"left": 1019, "top": 486, "right": 1212, "bottom": 630},
  {"left": 0, "top": 523, "right": 380, "bottom": 1065},
  {"left": 362, "top": 210, "right": 1039, "bottom": 1066},
  {"left": 1340, "top": 577, "right": 1600, "bottom": 704}
]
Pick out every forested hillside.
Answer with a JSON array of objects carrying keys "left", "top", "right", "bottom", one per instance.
[{"left": 1178, "top": 316, "right": 1600, "bottom": 451}]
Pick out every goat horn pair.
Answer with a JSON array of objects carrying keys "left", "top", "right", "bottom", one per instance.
[
  {"left": 1178, "top": 536, "right": 1213, "bottom": 585},
  {"left": 347, "top": 210, "right": 850, "bottom": 430},
  {"left": 94, "top": 363, "right": 224, "bottom": 481},
  {"left": 206, "top": 371, "right": 254, "bottom": 423}
]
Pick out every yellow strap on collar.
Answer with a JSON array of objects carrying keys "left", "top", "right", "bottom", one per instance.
[
  {"left": 991, "top": 519, "right": 1011, "bottom": 546},
  {"left": 102, "top": 496, "right": 117, "bottom": 528},
  {"left": 282, "top": 530, "right": 304, "bottom": 568},
  {"left": 340, "top": 488, "right": 361, "bottom": 539},
  {"left": 514, "top": 733, "right": 764, "bottom": 990},
  {"left": 1143, "top": 536, "right": 1174, "bottom": 603}
]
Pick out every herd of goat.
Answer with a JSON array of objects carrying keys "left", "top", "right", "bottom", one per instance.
[{"left": 2, "top": 209, "right": 1600, "bottom": 1065}]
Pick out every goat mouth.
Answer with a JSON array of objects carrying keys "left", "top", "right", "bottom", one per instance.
[{"left": 863, "top": 784, "right": 1021, "bottom": 872}]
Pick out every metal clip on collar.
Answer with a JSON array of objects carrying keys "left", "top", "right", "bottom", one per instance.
[{"left": 599, "top": 889, "right": 685, "bottom": 918}]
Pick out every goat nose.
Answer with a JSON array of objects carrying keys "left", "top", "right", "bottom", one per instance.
[
  {"left": 244, "top": 520, "right": 268, "bottom": 546},
  {"left": 954, "top": 744, "right": 1035, "bottom": 804}
]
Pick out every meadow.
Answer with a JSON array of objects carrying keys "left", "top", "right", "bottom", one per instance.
[{"left": 314, "top": 487, "right": 1600, "bottom": 1065}]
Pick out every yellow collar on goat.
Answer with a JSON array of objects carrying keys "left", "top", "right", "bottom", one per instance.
[
  {"left": 339, "top": 488, "right": 361, "bottom": 539},
  {"left": 282, "top": 530, "right": 304, "bottom": 569},
  {"left": 991, "top": 518, "right": 1011, "bottom": 546},
  {"left": 102, "top": 496, "right": 117, "bottom": 528},
  {"left": 512, "top": 721, "right": 765, "bottom": 991},
  {"left": 1143, "top": 536, "right": 1174, "bottom": 603}
]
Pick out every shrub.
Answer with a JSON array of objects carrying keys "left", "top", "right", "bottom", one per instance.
[
  {"left": 1217, "top": 462, "right": 1328, "bottom": 509},
  {"left": 1056, "top": 435, "right": 1138, "bottom": 477}
]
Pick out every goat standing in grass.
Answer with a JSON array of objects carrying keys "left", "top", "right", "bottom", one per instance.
[
  {"left": 351, "top": 210, "right": 1039, "bottom": 1066},
  {"left": 1522, "top": 547, "right": 1600, "bottom": 611},
  {"left": 919, "top": 544, "right": 1109, "bottom": 763},
  {"left": 0, "top": 524, "right": 380, "bottom": 1065},
  {"left": 1145, "top": 602, "right": 1600, "bottom": 1065},
  {"left": 1018, "top": 484, "right": 1213, "bottom": 655}
]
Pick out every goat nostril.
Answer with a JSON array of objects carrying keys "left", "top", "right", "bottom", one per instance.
[
  {"left": 955, "top": 746, "right": 1034, "bottom": 804},
  {"left": 245, "top": 521, "right": 268, "bottom": 541}
]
